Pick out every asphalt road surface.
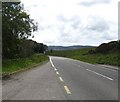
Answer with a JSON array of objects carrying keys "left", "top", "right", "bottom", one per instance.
[{"left": 2, "top": 56, "right": 118, "bottom": 100}]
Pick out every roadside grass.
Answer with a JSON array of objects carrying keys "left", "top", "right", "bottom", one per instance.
[
  {"left": 2, "top": 54, "right": 49, "bottom": 76},
  {"left": 47, "top": 48, "right": 119, "bottom": 66}
]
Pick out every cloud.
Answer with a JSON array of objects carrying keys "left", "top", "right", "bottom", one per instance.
[
  {"left": 57, "top": 15, "right": 81, "bottom": 29},
  {"left": 57, "top": 15, "right": 69, "bottom": 22},
  {"left": 86, "top": 16, "right": 109, "bottom": 32},
  {"left": 56, "top": 15, "right": 117, "bottom": 46},
  {"left": 70, "top": 17, "right": 81, "bottom": 29},
  {"left": 79, "top": 0, "right": 112, "bottom": 6},
  {"left": 21, "top": 0, "right": 118, "bottom": 46}
]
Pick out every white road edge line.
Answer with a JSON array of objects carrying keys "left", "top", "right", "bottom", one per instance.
[
  {"left": 64, "top": 86, "right": 71, "bottom": 94},
  {"left": 59, "top": 77, "right": 64, "bottom": 82},
  {"left": 49, "top": 57, "right": 55, "bottom": 68},
  {"left": 86, "top": 69, "right": 113, "bottom": 81}
]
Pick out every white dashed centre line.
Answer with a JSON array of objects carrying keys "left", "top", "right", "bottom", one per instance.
[
  {"left": 86, "top": 69, "right": 113, "bottom": 81},
  {"left": 64, "top": 86, "right": 71, "bottom": 94},
  {"left": 59, "top": 77, "right": 64, "bottom": 82},
  {"left": 49, "top": 57, "right": 72, "bottom": 95},
  {"left": 56, "top": 71, "right": 59, "bottom": 75},
  {"left": 54, "top": 68, "right": 57, "bottom": 71}
]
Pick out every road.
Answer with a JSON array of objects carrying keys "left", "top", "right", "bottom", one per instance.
[{"left": 3, "top": 56, "right": 118, "bottom": 100}]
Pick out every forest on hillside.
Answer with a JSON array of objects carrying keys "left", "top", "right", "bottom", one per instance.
[{"left": 88, "top": 40, "right": 120, "bottom": 54}]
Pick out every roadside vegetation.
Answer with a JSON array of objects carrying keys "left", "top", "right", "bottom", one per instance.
[
  {"left": 47, "top": 41, "right": 120, "bottom": 66},
  {"left": 2, "top": 2, "right": 48, "bottom": 76},
  {"left": 2, "top": 54, "right": 48, "bottom": 76}
]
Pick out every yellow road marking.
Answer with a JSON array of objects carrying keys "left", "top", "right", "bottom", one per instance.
[
  {"left": 59, "top": 77, "right": 64, "bottom": 82},
  {"left": 64, "top": 86, "right": 71, "bottom": 94}
]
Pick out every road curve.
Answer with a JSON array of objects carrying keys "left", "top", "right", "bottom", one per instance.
[
  {"left": 2, "top": 56, "right": 118, "bottom": 100},
  {"left": 49, "top": 56, "right": 118, "bottom": 100}
]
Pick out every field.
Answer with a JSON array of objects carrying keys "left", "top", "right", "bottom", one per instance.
[
  {"left": 2, "top": 54, "right": 49, "bottom": 76},
  {"left": 47, "top": 48, "right": 119, "bottom": 66}
]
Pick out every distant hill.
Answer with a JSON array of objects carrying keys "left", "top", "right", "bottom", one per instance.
[
  {"left": 87, "top": 40, "right": 119, "bottom": 54},
  {"left": 95, "top": 40, "right": 119, "bottom": 53},
  {"left": 48, "top": 45, "right": 95, "bottom": 51}
]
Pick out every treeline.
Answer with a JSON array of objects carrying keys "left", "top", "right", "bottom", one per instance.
[
  {"left": 3, "top": 39, "right": 48, "bottom": 59},
  {"left": 2, "top": 2, "right": 47, "bottom": 59},
  {"left": 88, "top": 40, "right": 120, "bottom": 54}
]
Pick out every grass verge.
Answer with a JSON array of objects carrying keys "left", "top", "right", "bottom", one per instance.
[
  {"left": 2, "top": 54, "right": 49, "bottom": 76},
  {"left": 47, "top": 48, "right": 119, "bottom": 66}
]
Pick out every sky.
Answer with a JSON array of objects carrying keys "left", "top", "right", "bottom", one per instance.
[{"left": 21, "top": 0, "right": 118, "bottom": 46}]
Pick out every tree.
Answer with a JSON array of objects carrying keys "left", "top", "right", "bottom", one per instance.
[
  {"left": 34, "top": 43, "right": 48, "bottom": 53},
  {"left": 2, "top": 2, "right": 38, "bottom": 58},
  {"left": 95, "top": 41, "right": 119, "bottom": 54}
]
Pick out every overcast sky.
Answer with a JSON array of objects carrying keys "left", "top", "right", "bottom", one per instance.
[{"left": 21, "top": 0, "right": 118, "bottom": 46}]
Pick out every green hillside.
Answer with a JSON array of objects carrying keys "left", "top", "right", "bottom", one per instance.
[{"left": 47, "top": 41, "right": 119, "bottom": 66}]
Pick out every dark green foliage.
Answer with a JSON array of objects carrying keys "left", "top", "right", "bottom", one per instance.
[
  {"left": 2, "top": 2, "right": 47, "bottom": 59},
  {"left": 50, "top": 49, "right": 53, "bottom": 53},
  {"left": 19, "top": 39, "right": 36, "bottom": 58},
  {"left": 88, "top": 49, "right": 96, "bottom": 54},
  {"left": 96, "top": 43, "right": 109, "bottom": 53},
  {"left": 9, "top": 39, "right": 48, "bottom": 58},
  {"left": 87, "top": 41, "right": 119, "bottom": 54},
  {"left": 34, "top": 43, "right": 47, "bottom": 53},
  {"left": 95, "top": 41, "right": 119, "bottom": 54},
  {"left": 118, "top": 40, "right": 120, "bottom": 52}
]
